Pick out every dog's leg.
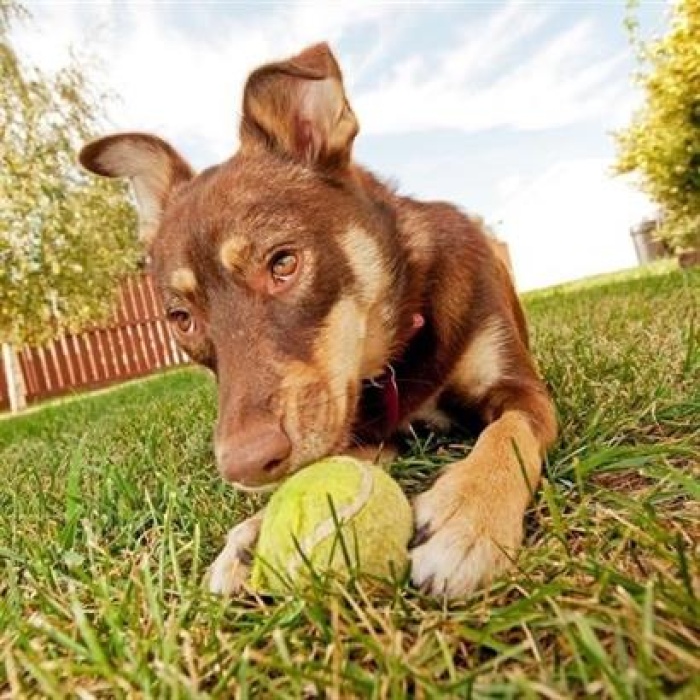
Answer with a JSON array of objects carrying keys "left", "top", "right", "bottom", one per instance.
[
  {"left": 208, "top": 511, "right": 264, "bottom": 595},
  {"left": 410, "top": 381, "right": 556, "bottom": 598}
]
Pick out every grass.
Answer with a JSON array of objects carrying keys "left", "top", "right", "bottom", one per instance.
[{"left": 1, "top": 264, "right": 698, "bottom": 698}]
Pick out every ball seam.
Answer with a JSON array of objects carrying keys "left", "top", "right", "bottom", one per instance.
[{"left": 285, "top": 462, "right": 375, "bottom": 578}]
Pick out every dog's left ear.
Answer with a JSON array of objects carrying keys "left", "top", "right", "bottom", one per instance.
[
  {"left": 240, "top": 43, "right": 358, "bottom": 170},
  {"left": 79, "top": 133, "right": 194, "bottom": 245}
]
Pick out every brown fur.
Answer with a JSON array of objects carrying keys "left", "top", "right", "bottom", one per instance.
[{"left": 79, "top": 43, "right": 557, "bottom": 597}]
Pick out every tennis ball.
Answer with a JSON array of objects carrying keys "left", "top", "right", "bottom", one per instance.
[{"left": 250, "top": 456, "right": 413, "bottom": 593}]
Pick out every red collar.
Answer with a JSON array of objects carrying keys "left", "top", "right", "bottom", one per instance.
[
  {"left": 363, "top": 313, "right": 425, "bottom": 432},
  {"left": 366, "top": 364, "right": 400, "bottom": 430}
]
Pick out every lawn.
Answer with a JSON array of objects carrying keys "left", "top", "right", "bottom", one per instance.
[{"left": 1, "top": 265, "right": 698, "bottom": 698}]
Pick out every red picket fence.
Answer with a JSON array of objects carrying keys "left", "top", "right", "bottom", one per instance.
[
  {"left": 0, "top": 357, "right": 9, "bottom": 410},
  {"left": 0, "top": 275, "right": 189, "bottom": 411}
]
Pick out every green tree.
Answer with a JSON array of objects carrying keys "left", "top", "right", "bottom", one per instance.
[
  {"left": 0, "top": 1, "right": 138, "bottom": 347},
  {"left": 615, "top": 0, "right": 700, "bottom": 251}
]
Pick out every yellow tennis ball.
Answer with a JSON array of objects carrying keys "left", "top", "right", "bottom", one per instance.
[{"left": 250, "top": 456, "right": 413, "bottom": 593}]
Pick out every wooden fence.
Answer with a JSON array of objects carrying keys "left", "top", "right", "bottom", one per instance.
[{"left": 0, "top": 275, "right": 189, "bottom": 412}]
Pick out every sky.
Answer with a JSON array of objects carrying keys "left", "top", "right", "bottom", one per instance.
[{"left": 14, "top": 0, "right": 671, "bottom": 291}]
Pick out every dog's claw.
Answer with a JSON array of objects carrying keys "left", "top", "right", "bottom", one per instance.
[
  {"left": 208, "top": 513, "right": 263, "bottom": 596},
  {"left": 409, "top": 467, "right": 525, "bottom": 598},
  {"left": 419, "top": 575, "right": 435, "bottom": 595},
  {"left": 409, "top": 523, "right": 431, "bottom": 548},
  {"left": 239, "top": 548, "right": 253, "bottom": 566}
]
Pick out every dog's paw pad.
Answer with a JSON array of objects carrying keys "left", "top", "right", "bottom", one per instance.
[
  {"left": 208, "top": 551, "right": 251, "bottom": 596},
  {"left": 409, "top": 522, "right": 432, "bottom": 548},
  {"left": 207, "top": 516, "right": 261, "bottom": 596},
  {"left": 409, "top": 479, "right": 521, "bottom": 598},
  {"left": 410, "top": 528, "right": 505, "bottom": 598}
]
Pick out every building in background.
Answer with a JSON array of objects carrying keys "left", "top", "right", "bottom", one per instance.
[{"left": 630, "top": 216, "right": 671, "bottom": 264}]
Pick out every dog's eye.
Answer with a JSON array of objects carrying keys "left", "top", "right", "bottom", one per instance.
[
  {"left": 270, "top": 251, "right": 298, "bottom": 283},
  {"left": 167, "top": 308, "right": 194, "bottom": 334}
]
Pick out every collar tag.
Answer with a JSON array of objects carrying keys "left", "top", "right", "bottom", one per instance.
[
  {"left": 365, "top": 364, "right": 399, "bottom": 431},
  {"left": 361, "top": 313, "right": 423, "bottom": 434}
]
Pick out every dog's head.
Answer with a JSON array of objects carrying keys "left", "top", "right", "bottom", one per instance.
[{"left": 80, "top": 44, "right": 400, "bottom": 490}]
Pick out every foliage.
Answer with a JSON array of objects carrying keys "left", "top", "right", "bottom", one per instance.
[
  {"left": 616, "top": 0, "right": 700, "bottom": 250},
  {"left": 1, "top": 266, "right": 698, "bottom": 695},
  {"left": 0, "top": 1, "right": 138, "bottom": 347}
]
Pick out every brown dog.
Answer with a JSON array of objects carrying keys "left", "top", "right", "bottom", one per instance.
[{"left": 80, "top": 43, "right": 556, "bottom": 598}]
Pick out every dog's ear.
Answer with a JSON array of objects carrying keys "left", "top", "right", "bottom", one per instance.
[
  {"left": 240, "top": 43, "right": 358, "bottom": 170},
  {"left": 79, "top": 133, "right": 194, "bottom": 244}
]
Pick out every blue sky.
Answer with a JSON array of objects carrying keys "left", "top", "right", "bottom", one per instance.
[{"left": 17, "top": 1, "right": 670, "bottom": 290}]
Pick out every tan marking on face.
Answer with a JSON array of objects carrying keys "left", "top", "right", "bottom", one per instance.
[
  {"left": 450, "top": 316, "right": 508, "bottom": 399},
  {"left": 317, "top": 297, "right": 365, "bottom": 422},
  {"left": 170, "top": 267, "right": 197, "bottom": 294},
  {"left": 277, "top": 360, "right": 337, "bottom": 472},
  {"left": 339, "top": 227, "right": 385, "bottom": 304},
  {"left": 279, "top": 360, "right": 312, "bottom": 451},
  {"left": 339, "top": 227, "right": 392, "bottom": 377},
  {"left": 219, "top": 235, "right": 250, "bottom": 272},
  {"left": 276, "top": 297, "right": 365, "bottom": 473}
]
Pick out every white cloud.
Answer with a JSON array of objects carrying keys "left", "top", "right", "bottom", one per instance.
[
  {"left": 354, "top": 8, "right": 629, "bottom": 135},
  {"left": 13, "top": 0, "right": 401, "bottom": 166},
  {"left": 14, "top": 0, "right": 632, "bottom": 159},
  {"left": 495, "top": 159, "right": 656, "bottom": 291}
]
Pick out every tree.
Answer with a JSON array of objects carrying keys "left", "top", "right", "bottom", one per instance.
[
  {"left": 615, "top": 0, "right": 700, "bottom": 251},
  {"left": 0, "top": 1, "right": 138, "bottom": 347}
]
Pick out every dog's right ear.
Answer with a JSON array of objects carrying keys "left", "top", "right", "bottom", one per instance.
[
  {"left": 79, "top": 133, "right": 194, "bottom": 244},
  {"left": 240, "top": 43, "right": 358, "bottom": 171}
]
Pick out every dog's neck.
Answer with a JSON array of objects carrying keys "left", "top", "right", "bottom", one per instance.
[
  {"left": 354, "top": 168, "right": 431, "bottom": 381},
  {"left": 338, "top": 167, "right": 434, "bottom": 439}
]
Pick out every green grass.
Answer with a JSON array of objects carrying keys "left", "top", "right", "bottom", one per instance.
[
  {"left": 1, "top": 265, "right": 698, "bottom": 698},
  {"left": 521, "top": 259, "right": 677, "bottom": 300}
]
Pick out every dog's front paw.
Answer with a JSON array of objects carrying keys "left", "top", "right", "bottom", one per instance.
[
  {"left": 208, "top": 513, "right": 263, "bottom": 596},
  {"left": 409, "top": 472, "right": 524, "bottom": 598}
]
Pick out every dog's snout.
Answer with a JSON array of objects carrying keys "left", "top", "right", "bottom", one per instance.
[{"left": 216, "top": 422, "right": 291, "bottom": 488}]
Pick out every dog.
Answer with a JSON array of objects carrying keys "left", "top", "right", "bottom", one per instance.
[{"left": 79, "top": 43, "right": 557, "bottom": 598}]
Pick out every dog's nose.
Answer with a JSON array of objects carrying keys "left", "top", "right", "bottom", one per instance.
[{"left": 216, "top": 423, "right": 292, "bottom": 488}]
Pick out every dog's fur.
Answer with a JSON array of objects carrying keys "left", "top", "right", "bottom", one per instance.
[{"left": 80, "top": 43, "right": 557, "bottom": 598}]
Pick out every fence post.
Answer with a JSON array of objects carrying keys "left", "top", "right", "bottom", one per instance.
[{"left": 2, "top": 343, "right": 27, "bottom": 413}]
